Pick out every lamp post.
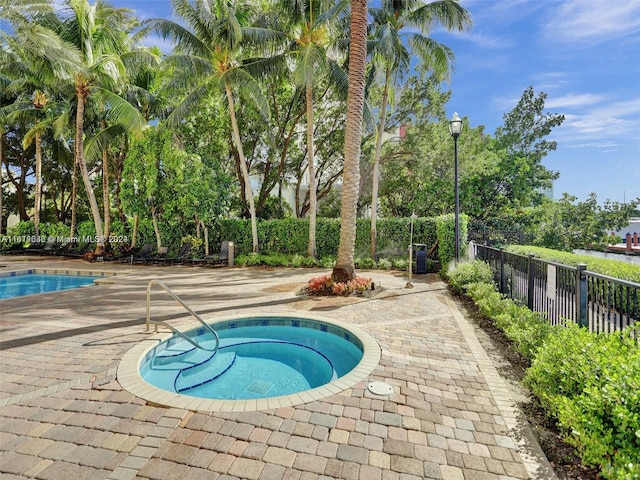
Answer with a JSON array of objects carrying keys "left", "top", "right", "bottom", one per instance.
[{"left": 449, "top": 112, "right": 463, "bottom": 264}]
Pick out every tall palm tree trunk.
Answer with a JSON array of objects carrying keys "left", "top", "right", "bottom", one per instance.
[
  {"left": 332, "top": 0, "right": 368, "bottom": 283},
  {"left": 75, "top": 83, "right": 105, "bottom": 254},
  {"left": 34, "top": 130, "right": 42, "bottom": 235},
  {"left": 225, "top": 82, "right": 259, "bottom": 253},
  {"left": 370, "top": 67, "right": 391, "bottom": 259},
  {"left": 101, "top": 121, "right": 111, "bottom": 246},
  {"left": 306, "top": 81, "right": 317, "bottom": 258},
  {"left": 70, "top": 154, "right": 77, "bottom": 240}
]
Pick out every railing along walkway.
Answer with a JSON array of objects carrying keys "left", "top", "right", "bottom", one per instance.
[{"left": 473, "top": 244, "right": 639, "bottom": 333}]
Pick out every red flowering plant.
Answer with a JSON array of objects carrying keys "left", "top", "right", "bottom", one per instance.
[{"left": 304, "top": 274, "right": 374, "bottom": 297}]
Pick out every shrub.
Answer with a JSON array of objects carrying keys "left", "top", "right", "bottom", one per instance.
[
  {"left": 393, "top": 258, "right": 409, "bottom": 270},
  {"left": 355, "top": 257, "right": 376, "bottom": 269},
  {"left": 448, "top": 260, "right": 495, "bottom": 294},
  {"left": 455, "top": 259, "right": 640, "bottom": 478},
  {"left": 304, "top": 274, "right": 373, "bottom": 296},
  {"left": 525, "top": 325, "right": 640, "bottom": 478},
  {"left": 377, "top": 258, "right": 392, "bottom": 270},
  {"left": 320, "top": 256, "right": 336, "bottom": 269}
]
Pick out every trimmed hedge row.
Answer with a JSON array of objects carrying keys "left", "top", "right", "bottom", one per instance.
[{"left": 4, "top": 214, "right": 468, "bottom": 266}]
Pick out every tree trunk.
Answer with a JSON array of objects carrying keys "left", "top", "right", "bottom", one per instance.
[
  {"left": 225, "top": 82, "right": 259, "bottom": 253},
  {"left": 131, "top": 214, "right": 139, "bottom": 248},
  {"left": 306, "top": 81, "right": 317, "bottom": 258},
  {"left": 70, "top": 153, "right": 77, "bottom": 239},
  {"left": 332, "top": 0, "right": 368, "bottom": 283},
  {"left": 75, "top": 82, "right": 105, "bottom": 254},
  {"left": 34, "top": 130, "right": 42, "bottom": 235},
  {"left": 101, "top": 121, "right": 111, "bottom": 246},
  {"left": 370, "top": 67, "right": 391, "bottom": 260},
  {"left": 151, "top": 205, "right": 161, "bottom": 249}
]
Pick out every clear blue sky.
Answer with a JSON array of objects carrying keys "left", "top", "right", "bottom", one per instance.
[{"left": 97, "top": 0, "right": 640, "bottom": 205}]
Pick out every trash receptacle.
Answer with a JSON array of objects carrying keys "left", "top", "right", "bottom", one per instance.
[{"left": 414, "top": 244, "right": 427, "bottom": 274}]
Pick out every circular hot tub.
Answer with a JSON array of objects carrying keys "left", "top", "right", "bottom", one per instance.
[{"left": 118, "top": 314, "right": 380, "bottom": 412}]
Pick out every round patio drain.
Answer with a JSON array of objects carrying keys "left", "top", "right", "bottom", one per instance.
[{"left": 367, "top": 381, "right": 394, "bottom": 396}]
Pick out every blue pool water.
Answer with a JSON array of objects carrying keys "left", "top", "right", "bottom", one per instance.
[
  {"left": 0, "top": 273, "right": 99, "bottom": 299},
  {"left": 141, "top": 319, "right": 364, "bottom": 400}
]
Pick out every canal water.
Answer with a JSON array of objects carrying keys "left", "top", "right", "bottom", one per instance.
[{"left": 573, "top": 249, "right": 640, "bottom": 266}]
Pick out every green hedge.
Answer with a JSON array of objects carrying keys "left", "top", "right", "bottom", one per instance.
[
  {"left": 448, "top": 262, "right": 640, "bottom": 479},
  {"left": 211, "top": 217, "right": 440, "bottom": 259},
  {"left": 6, "top": 215, "right": 467, "bottom": 265},
  {"left": 507, "top": 245, "right": 640, "bottom": 283}
]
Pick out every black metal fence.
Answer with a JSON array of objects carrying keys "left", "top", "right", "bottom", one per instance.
[{"left": 473, "top": 244, "right": 639, "bottom": 333}]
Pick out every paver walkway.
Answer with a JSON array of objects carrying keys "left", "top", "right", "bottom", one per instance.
[{"left": 0, "top": 256, "right": 556, "bottom": 479}]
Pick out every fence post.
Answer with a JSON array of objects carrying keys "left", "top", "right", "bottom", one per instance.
[
  {"left": 576, "top": 263, "right": 587, "bottom": 327},
  {"left": 499, "top": 247, "right": 505, "bottom": 294},
  {"left": 527, "top": 254, "right": 535, "bottom": 310}
]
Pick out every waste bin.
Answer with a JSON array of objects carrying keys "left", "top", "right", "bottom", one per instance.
[{"left": 414, "top": 244, "right": 427, "bottom": 274}]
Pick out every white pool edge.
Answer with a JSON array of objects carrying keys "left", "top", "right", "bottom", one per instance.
[{"left": 118, "top": 313, "right": 381, "bottom": 412}]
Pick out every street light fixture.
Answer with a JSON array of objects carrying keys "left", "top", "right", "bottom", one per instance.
[{"left": 449, "top": 112, "right": 463, "bottom": 263}]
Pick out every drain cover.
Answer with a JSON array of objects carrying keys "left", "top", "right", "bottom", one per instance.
[
  {"left": 246, "top": 380, "right": 274, "bottom": 396},
  {"left": 367, "top": 381, "right": 394, "bottom": 396}
]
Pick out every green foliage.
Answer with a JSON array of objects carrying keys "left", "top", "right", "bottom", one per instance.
[
  {"left": 210, "top": 216, "right": 438, "bottom": 260},
  {"left": 435, "top": 213, "right": 468, "bottom": 269},
  {"left": 525, "top": 325, "right": 640, "bottom": 478},
  {"left": 525, "top": 193, "right": 639, "bottom": 251},
  {"left": 448, "top": 260, "right": 494, "bottom": 294},
  {"left": 377, "top": 258, "right": 392, "bottom": 270},
  {"left": 181, "top": 234, "right": 203, "bottom": 257},
  {"left": 234, "top": 253, "right": 321, "bottom": 268},
  {"left": 464, "top": 280, "right": 553, "bottom": 359},
  {"left": 454, "top": 260, "right": 640, "bottom": 479},
  {"left": 355, "top": 257, "right": 377, "bottom": 269},
  {"left": 507, "top": 245, "right": 640, "bottom": 283}
]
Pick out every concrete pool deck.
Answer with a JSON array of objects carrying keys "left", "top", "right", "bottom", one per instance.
[{"left": 0, "top": 256, "right": 556, "bottom": 479}]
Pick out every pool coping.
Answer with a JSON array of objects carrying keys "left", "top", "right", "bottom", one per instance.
[
  {"left": 118, "top": 313, "right": 382, "bottom": 412},
  {"left": 0, "top": 268, "right": 118, "bottom": 278}
]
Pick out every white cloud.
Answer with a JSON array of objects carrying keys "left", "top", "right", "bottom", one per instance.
[
  {"left": 556, "top": 97, "right": 640, "bottom": 141},
  {"left": 544, "top": 0, "right": 640, "bottom": 43},
  {"left": 545, "top": 93, "right": 607, "bottom": 109}
]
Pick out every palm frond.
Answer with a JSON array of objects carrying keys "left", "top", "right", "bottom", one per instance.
[
  {"left": 293, "top": 43, "right": 326, "bottom": 87},
  {"left": 408, "top": 0, "right": 473, "bottom": 32},
  {"left": 93, "top": 86, "right": 146, "bottom": 136},
  {"left": 410, "top": 35, "right": 454, "bottom": 81},
  {"left": 163, "top": 82, "right": 211, "bottom": 128},
  {"left": 142, "top": 18, "right": 209, "bottom": 58},
  {"left": 84, "top": 123, "right": 125, "bottom": 163},
  {"left": 220, "top": 67, "right": 269, "bottom": 122},
  {"left": 327, "top": 58, "right": 349, "bottom": 99}
]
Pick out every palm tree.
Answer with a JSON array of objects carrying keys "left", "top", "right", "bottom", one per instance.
[
  {"left": 64, "top": 0, "right": 145, "bottom": 253},
  {"left": 1, "top": 8, "right": 78, "bottom": 236},
  {"left": 367, "top": 0, "right": 471, "bottom": 258},
  {"left": 332, "top": 0, "right": 368, "bottom": 283},
  {"left": 275, "top": 0, "right": 348, "bottom": 258},
  {"left": 144, "top": 0, "right": 283, "bottom": 254}
]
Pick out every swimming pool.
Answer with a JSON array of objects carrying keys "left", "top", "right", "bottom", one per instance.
[
  {"left": 0, "top": 272, "right": 100, "bottom": 299},
  {"left": 119, "top": 314, "right": 381, "bottom": 411}
]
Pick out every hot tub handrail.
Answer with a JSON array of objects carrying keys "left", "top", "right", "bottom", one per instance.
[{"left": 146, "top": 279, "right": 219, "bottom": 353}]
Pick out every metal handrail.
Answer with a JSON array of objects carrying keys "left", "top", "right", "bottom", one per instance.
[{"left": 146, "top": 279, "right": 219, "bottom": 353}]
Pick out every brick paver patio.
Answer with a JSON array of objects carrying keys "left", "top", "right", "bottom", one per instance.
[{"left": 0, "top": 256, "right": 556, "bottom": 479}]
